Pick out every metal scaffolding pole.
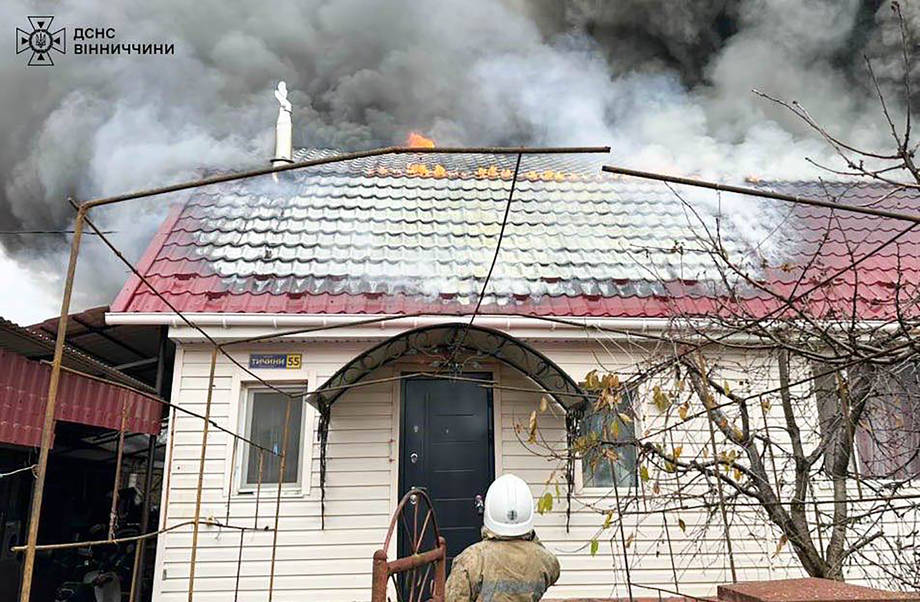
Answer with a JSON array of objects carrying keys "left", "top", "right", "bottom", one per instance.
[
  {"left": 18, "top": 206, "right": 86, "bottom": 602},
  {"left": 187, "top": 347, "right": 218, "bottom": 601}
]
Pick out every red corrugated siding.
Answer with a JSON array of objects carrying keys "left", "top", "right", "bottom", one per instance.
[{"left": 0, "top": 348, "right": 162, "bottom": 448}]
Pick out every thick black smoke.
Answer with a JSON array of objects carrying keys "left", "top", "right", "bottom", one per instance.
[{"left": 0, "top": 0, "right": 912, "bottom": 311}]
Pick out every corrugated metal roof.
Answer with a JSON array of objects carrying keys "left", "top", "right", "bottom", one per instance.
[
  {"left": 111, "top": 152, "right": 920, "bottom": 319},
  {"left": 30, "top": 306, "right": 167, "bottom": 389},
  {"left": 0, "top": 347, "right": 161, "bottom": 448},
  {"left": 0, "top": 316, "right": 155, "bottom": 393}
]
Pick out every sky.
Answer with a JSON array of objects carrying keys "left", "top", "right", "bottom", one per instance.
[
  {"left": 0, "top": 247, "right": 58, "bottom": 325},
  {"left": 0, "top": 0, "right": 912, "bottom": 325}
]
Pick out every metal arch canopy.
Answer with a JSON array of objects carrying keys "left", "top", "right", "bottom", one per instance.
[
  {"left": 309, "top": 323, "right": 589, "bottom": 410},
  {"left": 309, "top": 322, "right": 590, "bottom": 531}
]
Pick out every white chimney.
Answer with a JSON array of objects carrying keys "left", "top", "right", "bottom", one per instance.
[{"left": 272, "top": 81, "right": 293, "bottom": 168}]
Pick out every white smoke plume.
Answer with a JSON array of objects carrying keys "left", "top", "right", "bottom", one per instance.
[{"left": 0, "top": 0, "right": 911, "bottom": 313}]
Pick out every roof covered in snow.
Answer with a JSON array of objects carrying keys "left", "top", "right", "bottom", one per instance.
[{"left": 111, "top": 151, "right": 920, "bottom": 319}]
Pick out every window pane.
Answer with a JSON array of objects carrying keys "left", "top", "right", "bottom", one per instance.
[
  {"left": 854, "top": 362, "right": 920, "bottom": 479},
  {"left": 246, "top": 391, "right": 302, "bottom": 485},
  {"left": 581, "top": 395, "right": 637, "bottom": 488}
]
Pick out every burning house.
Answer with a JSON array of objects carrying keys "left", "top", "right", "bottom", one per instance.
[{"left": 95, "top": 87, "right": 920, "bottom": 600}]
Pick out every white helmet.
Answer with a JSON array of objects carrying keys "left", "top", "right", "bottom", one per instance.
[{"left": 483, "top": 473, "right": 535, "bottom": 537}]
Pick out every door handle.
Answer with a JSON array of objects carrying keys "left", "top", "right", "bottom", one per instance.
[
  {"left": 409, "top": 486, "right": 427, "bottom": 505},
  {"left": 474, "top": 494, "right": 484, "bottom": 515}
]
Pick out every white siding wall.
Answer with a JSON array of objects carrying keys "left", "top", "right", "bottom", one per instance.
[
  {"left": 153, "top": 335, "right": 918, "bottom": 601},
  {"left": 513, "top": 344, "right": 798, "bottom": 599},
  {"left": 153, "top": 342, "right": 399, "bottom": 601},
  {"left": 515, "top": 342, "right": 918, "bottom": 598}
]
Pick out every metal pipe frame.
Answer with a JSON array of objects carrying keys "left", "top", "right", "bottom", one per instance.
[
  {"left": 83, "top": 146, "right": 611, "bottom": 210},
  {"left": 10, "top": 518, "right": 264, "bottom": 553},
  {"left": 26, "top": 145, "right": 899, "bottom": 601},
  {"left": 18, "top": 205, "right": 86, "bottom": 602},
  {"left": 19, "top": 147, "right": 605, "bottom": 600},
  {"left": 186, "top": 347, "right": 217, "bottom": 601},
  {"left": 267, "top": 397, "right": 293, "bottom": 602},
  {"left": 107, "top": 395, "right": 129, "bottom": 540},
  {"left": 373, "top": 488, "right": 446, "bottom": 602},
  {"left": 16, "top": 146, "right": 608, "bottom": 601},
  {"left": 601, "top": 165, "right": 920, "bottom": 224},
  {"left": 40, "top": 359, "right": 278, "bottom": 456}
]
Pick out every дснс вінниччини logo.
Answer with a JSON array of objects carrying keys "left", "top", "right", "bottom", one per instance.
[
  {"left": 16, "top": 16, "right": 65, "bottom": 66},
  {"left": 16, "top": 19, "right": 175, "bottom": 61}
]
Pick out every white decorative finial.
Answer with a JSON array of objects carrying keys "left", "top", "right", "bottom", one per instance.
[
  {"left": 274, "top": 81, "right": 292, "bottom": 114},
  {"left": 272, "top": 80, "right": 293, "bottom": 170}
]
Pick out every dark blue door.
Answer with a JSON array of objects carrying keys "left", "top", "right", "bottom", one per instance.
[{"left": 399, "top": 374, "right": 494, "bottom": 566}]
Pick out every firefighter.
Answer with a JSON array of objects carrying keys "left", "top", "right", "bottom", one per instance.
[{"left": 445, "top": 473, "right": 560, "bottom": 601}]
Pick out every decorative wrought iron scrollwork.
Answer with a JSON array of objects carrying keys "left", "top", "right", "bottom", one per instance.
[
  {"left": 310, "top": 323, "right": 590, "bottom": 529},
  {"left": 565, "top": 401, "right": 587, "bottom": 532}
]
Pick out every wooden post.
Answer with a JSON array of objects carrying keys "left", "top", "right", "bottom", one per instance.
[
  {"left": 434, "top": 536, "right": 447, "bottom": 601},
  {"left": 371, "top": 550, "right": 389, "bottom": 602},
  {"left": 19, "top": 206, "right": 86, "bottom": 602}
]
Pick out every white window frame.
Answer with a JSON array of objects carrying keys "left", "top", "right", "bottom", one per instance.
[
  {"left": 575, "top": 389, "right": 641, "bottom": 496},
  {"left": 237, "top": 384, "right": 313, "bottom": 496}
]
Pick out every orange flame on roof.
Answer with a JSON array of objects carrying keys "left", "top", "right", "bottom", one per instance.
[{"left": 407, "top": 132, "right": 435, "bottom": 148}]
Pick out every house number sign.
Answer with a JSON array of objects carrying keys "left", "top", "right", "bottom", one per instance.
[{"left": 249, "top": 353, "right": 302, "bottom": 370}]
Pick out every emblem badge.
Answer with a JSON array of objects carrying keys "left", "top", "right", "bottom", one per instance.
[{"left": 16, "top": 16, "right": 66, "bottom": 66}]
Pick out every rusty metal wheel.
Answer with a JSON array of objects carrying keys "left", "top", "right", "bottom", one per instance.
[{"left": 383, "top": 488, "right": 443, "bottom": 601}]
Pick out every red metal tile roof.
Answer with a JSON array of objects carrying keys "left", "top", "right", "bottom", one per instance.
[{"left": 110, "top": 153, "right": 920, "bottom": 321}]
